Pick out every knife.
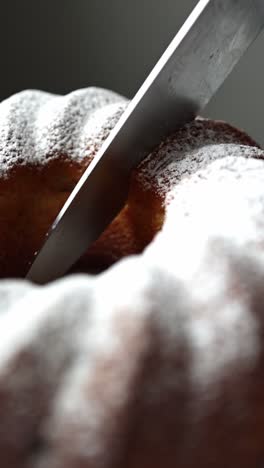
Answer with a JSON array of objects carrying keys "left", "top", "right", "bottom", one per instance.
[{"left": 26, "top": 0, "right": 264, "bottom": 284}]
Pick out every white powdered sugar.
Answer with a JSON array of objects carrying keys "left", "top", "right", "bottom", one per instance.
[
  {"left": 146, "top": 156, "right": 264, "bottom": 278},
  {"left": 137, "top": 119, "right": 262, "bottom": 200},
  {"left": 0, "top": 87, "right": 127, "bottom": 176},
  {"left": 79, "top": 101, "right": 128, "bottom": 159},
  {"left": 0, "top": 88, "right": 263, "bottom": 466}
]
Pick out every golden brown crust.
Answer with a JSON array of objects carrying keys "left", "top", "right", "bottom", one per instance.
[
  {"left": 0, "top": 80, "right": 262, "bottom": 282},
  {"left": 0, "top": 117, "right": 262, "bottom": 278},
  {"left": 0, "top": 157, "right": 88, "bottom": 277},
  {"left": 76, "top": 119, "right": 262, "bottom": 273},
  {"left": 0, "top": 89, "right": 264, "bottom": 466}
]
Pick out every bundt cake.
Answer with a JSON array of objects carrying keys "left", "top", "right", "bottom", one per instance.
[
  {"left": 0, "top": 87, "right": 264, "bottom": 467},
  {"left": 0, "top": 87, "right": 261, "bottom": 276}
]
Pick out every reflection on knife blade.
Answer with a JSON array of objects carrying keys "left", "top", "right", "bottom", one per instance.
[{"left": 26, "top": 0, "right": 264, "bottom": 284}]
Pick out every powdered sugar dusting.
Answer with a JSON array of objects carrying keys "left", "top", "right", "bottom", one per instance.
[
  {"left": 137, "top": 119, "right": 262, "bottom": 201},
  {"left": 80, "top": 101, "right": 128, "bottom": 159},
  {"left": 0, "top": 88, "right": 127, "bottom": 176},
  {"left": 0, "top": 88, "right": 263, "bottom": 466},
  {"left": 0, "top": 240, "right": 263, "bottom": 466}
]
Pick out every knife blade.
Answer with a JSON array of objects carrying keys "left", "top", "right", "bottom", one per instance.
[{"left": 26, "top": 0, "right": 264, "bottom": 284}]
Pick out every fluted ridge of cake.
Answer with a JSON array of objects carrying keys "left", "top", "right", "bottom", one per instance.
[{"left": 0, "top": 88, "right": 127, "bottom": 176}]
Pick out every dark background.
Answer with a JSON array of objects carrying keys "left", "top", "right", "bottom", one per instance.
[{"left": 0, "top": 0, "right": 263, "bottom": 144}]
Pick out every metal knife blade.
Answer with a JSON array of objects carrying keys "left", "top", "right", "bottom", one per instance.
[{"left": 26, "top": 0, "right": 264, "bottom": 284}]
